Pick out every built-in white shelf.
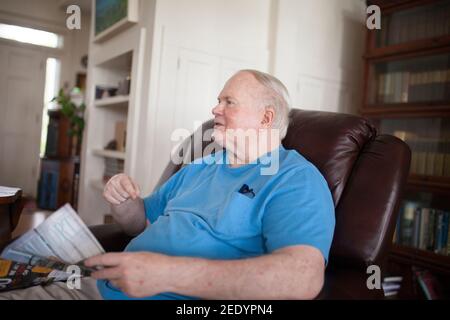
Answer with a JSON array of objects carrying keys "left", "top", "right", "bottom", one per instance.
[
  {"left": 90, "top": 179, "right": 106, "bottom": 192},
  {"left": 92, "top": 149, "right": 126, "bottom": 160},
  {"left": 94, "top": 95, "right": 129, "bottom": 108},
  {"left": 79, "top": 25, "right": 146, "bottom": 225}
]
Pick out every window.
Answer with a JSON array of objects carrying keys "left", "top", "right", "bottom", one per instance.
[
  {"left": 40, "top": 58, "right": 61, "bottom": 157},
  {"left": 0, "top": 23, "right": 63, "bottom": 48}
]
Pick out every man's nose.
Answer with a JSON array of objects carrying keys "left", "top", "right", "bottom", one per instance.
[{"left": 212, "top": 103, "right": 222, "bottom": 116}]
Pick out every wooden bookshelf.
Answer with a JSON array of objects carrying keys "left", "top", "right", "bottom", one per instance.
[
  {"left": 360, "top": 103, "right": 450, "bottom": 117},
  {"left": 37, "top": 110, "right": 81, "bottom": 210},
  {"left": 408, "top": 174, "right": 450, "bottom": 192},
  {"left": 390, "top": 244, "right": 450, "bottom": 275},
  {"left": 363, "top": 0, "right": 450, "bottom": 299}
]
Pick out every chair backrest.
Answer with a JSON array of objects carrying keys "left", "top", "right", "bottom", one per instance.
[{"left": 156, "top": 109, "right": 411, "bottom": 268}]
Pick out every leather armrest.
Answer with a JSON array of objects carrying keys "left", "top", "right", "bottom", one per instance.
[
  {"left": 316, "top": 267, "right": 384, "bottom": 300},
  {"left": 89, "top": 224, "right": 133, "bottom": 252}
]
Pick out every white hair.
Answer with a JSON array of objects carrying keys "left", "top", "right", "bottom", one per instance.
[{"left": 237, "top": 69, "right": 291, "bottom": 140}]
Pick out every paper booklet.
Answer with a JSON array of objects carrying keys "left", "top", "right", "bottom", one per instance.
[
  {"left": 0, "top": 204, "right": 105, "bottom": 292},
  {"left": 0, "top": 186, "right": 21, "bottom": 197}
]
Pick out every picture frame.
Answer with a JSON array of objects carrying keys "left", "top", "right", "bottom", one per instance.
[{"left": 93, "top": 0, "right": 139, "bottom": 43}]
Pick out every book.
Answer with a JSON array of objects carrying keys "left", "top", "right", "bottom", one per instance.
[
  {"left": 415, "top": 139, "right": 427, "bottom": 175},
  {"left": 37, "top": 164, "right": 59, "bottom": 210},
  {"left": 401, "top": 72, "right": 410, "bottom": 103},
  {"left": 45, "top": 118, "right": 59, "bottom": 157},
  {"left": 425, "top": 139, "right": 436, "bottom": 176},
  {"left": 409, "top": 139, "right": 418, "bottom": 174},
  {"left": 115, "top": 121, "right": 127, "bottom": 152},
  {"left": 393, "top": 72, "right": 403, "bottom": 103},
  {"left": 412, "top": 208, "right": 422, "bottom": 248},
  {"left": 435, "top": 212, "right": 449, "bottom": 255},
  {"left": 382, "top": 276, "right": 402, "bottom": 298},
  {"left": 444, "top": 139, "right": 450, "bottom": 177},
  {"left": 447, "top": 221, "right": 450, "bottom": 256},
  {"left": 434, "top": 211, "right": 447, "bottom": 255},
  {"left": 383, "top": 276, "right": 403, "bottom": 283},
  {"left": 382, "top": 283, "right": 401, "bottom": 291},
  {"left": 384, "top": 73, "right": 395, "bottom": 103},
  {"left": 433, "top": 140, "right": 445, "bottom": 176},
  {"left": 418, "top": 208, "right": 430, "bottom": 250},
  {"left": 0, "top": 204, "right": 104, "bottom": 292},
  {"left": 377, "top": 73, "right": 385, "bottom": 103},
  {"left": 426, "top": 209, "right": 436, "bottom": 251},
  {"left": 383, "top": 290, "right": 398, "bottom": 297},
  {"left": 416, "top": 270, "right": 443, "bottom": 300},
  {"left": 401, "top": 201, "right": 419, "bottom": 246}
]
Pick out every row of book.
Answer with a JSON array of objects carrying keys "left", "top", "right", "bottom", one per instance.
[
  {"left": 394, "top": 201, "right": 450, "bottom": 255},
  {"left": 37, "top": 163, "right": 59, "bottom": 210},
  {"left": 408, "top": 138, "right": 450, "bottom": 177},
  {"left": 415, "top": 269, "right": 445, "bottom": 300},
  {"left": 383, "top": 271, "right": 446, "bottom": 299},
  {"left": 382, "top": 276, "right": 403, "bottom": 298},
  {"left": 378, "top": 2, "right": 450, "bottom": 46},
  {"left": 393, "top": 131, "right": 450, "bottom": 177},
  {"left": 376, "top": 69, "right": 450, "bottom": 104}
]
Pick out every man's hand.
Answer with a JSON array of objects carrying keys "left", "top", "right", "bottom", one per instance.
[
  {"left": 85, "top": 252, "right": 174, "bottom": 298},
  {"left": 102, "top": 174, "right": 146, "bottom": 236},
  {"left": 104, "top": 174, "right": 141, "bottom": 205}
]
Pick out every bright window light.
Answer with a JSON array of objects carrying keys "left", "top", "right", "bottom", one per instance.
[
  {"left": 40, "top": 58, "right": 61, "bottom": 157},
  {"left": 0, "top": 23, "right": 63, "bottom": 48}
]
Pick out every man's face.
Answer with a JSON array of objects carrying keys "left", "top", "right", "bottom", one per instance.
[{"left": 211, "top": 72, "right": 267, "bottom": 148}]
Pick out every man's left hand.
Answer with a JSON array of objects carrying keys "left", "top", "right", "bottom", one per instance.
[{"left": 84, "top": 252, "right": 174, "bottom": 298}]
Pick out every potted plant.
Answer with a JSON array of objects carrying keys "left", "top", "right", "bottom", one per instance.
[{"left": 52, "top": 87, "right": 86, "bottom": 156}]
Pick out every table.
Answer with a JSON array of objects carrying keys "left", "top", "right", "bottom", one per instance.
[{"left": 0, "top": 188, "right": 24, "bottom": 250}]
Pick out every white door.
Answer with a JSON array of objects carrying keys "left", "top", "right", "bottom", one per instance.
[{"left": 0, "top": 43, "right": 46, "bottom": 197}]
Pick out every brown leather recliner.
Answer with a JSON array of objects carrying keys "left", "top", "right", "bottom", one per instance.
[{"left": 89, "top": 108, "right": 411, "bottom": 299}]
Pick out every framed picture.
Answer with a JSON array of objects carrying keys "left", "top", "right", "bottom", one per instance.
[{"left": 93, "top": 0, "right": 139, "bottom": 43}]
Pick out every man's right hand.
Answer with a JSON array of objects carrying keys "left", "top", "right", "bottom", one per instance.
[{"left": 103, "top": 173, "right": 141, "bottom": 205}]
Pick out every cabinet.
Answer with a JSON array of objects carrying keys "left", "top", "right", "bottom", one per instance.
[
  {"left": 362, "top": 0, "right": 450, "bottom": 299},
  {"left": 37, "top": 110, "right": 80, "bottom": 210},
  {"left": 37, "top": 157, "right": 79, "bottom": 210}
]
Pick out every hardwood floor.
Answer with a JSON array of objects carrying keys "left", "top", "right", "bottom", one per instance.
[{"left": 11, "top": 199, "right": 51, "bottom": 238}]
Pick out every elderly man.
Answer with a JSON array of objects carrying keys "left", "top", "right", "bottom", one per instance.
[
  {"left": 88, "top": 69, "right": 335, "bottom": 300},
  {"left": 0, "top": 70, "right": 334, "bottom": 300}
]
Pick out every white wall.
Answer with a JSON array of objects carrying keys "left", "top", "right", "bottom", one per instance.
[
  {"left": 0, "top": 0, "right": 91, "bottom": 88},
  {"left": 137, "top": 0, "right": 366, "bottom": 194},
  {"left": 139, "top": 0, "right": 273, "bottom": 193},
  {"left": 272, "top": 0, "right": 366, "bottom": 114},
  {"left": 63, "top": 11, "right": 91, "bottom": 89}
]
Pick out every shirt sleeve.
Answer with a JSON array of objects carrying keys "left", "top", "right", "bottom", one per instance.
[
  {"left": 143, "top": 166, "right": 188, "bottom": 223},
  {"left": 262, "top": 165, "right": 335, "bottom": 264}
]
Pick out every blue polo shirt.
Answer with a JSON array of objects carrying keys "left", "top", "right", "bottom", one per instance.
[{"left": 97, "top": 145, "right": 335, "bottom": 299}]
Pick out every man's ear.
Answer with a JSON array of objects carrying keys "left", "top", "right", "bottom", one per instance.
[{"left": 261, "top": 107, "right": 275, "bottom": 127}]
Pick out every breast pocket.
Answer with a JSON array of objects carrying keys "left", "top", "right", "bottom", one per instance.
[{"left": 215, "top": 192, "right": 259, "bottom": 237}]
